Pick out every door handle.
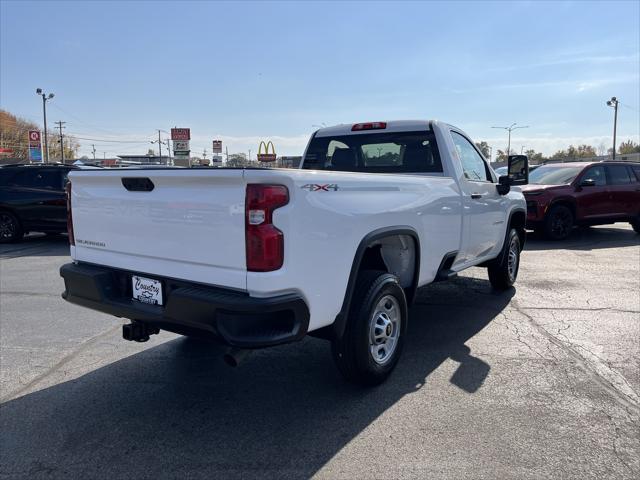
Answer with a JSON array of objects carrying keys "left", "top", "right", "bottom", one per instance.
[{"left": 470, "top": 193, "right": 483, "bottom": 199}]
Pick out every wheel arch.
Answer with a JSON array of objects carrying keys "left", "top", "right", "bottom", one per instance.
[
  {"left": 328, "top": 226, "right": 420, "bottom": 341},
  {"left": 548, "top": 197, "right": 577, "bottom": 220}
]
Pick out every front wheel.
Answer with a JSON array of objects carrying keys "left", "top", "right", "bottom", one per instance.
[
  {"left": 488, "top": 228, "right": 521, "bottom": 290},
  {"left": 0, "top": 211, "right": 23, "bottom": 243},
  {"left": 544, "top": 205, "right": 574, "bottom": 240},
  {"left": 332, "top": 270, "right": 408, "bottom": 386}
]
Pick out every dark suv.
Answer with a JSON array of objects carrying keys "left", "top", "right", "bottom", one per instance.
[
  {"left": 523, "top": 162, "right": 640, "bottom": 240},
  {"left": 0, "top": 164, "right": 75, "bottom": 243}
]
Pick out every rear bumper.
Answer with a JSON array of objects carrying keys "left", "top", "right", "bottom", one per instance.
[{"left": 60, "top": 262, "right": 309, "bottom": 348}]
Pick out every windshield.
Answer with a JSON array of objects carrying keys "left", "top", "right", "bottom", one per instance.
[
  {"left": 528, "top": 165, "right": 582, "bottom": 185},
  {"left": 302, "top": 131, "right": 442, "bottom": 173}
]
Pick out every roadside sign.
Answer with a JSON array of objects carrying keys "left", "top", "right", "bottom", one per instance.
[
  {"left": 212, "top": 140, "right": 222, "bottom": 153},
  {"left": 171, "top": 128, "right": 190, "bottom": 141},
  {"left": 257, "top": 140, "right": 277, "bottom": 162},
  {"left": 173, "top": 140, "right": 189, "bottom": 151},
  {"left": 28, "top": 130, "right": 41, "bottom": 143},
  {"left": 29, "top": 147, "right": 43, "bottom": 162}
]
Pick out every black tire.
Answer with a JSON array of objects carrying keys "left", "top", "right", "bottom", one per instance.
[
  {"left": 631, "top": 218, "right": 640, "bottom": 234},
  {"left": 488, "top": 228, "right": 521, "bottom": 290},
  {"left": 0, "top": 211, "right": 23, "bottom": 244},
  {"left": 544, "top": 204, "right": 574, "bottom": 240},
  {"left": 332, "top": 270, "right": 408, "bottom": 386}
]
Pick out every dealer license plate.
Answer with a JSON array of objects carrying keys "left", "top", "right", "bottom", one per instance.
[{"left": 132, "top": 275, "right": 163, "bottom": 306}]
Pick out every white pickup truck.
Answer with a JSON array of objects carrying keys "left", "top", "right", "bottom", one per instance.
[{"left": 60, "top": 120, "right": 528, "bottom": 384}]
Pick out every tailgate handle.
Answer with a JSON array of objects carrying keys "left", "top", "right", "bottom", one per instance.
[{"left": 122, "top": 177, "right": 155, "bottom": 192}]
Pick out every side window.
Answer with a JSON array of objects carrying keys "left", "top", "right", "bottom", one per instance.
[
  {"left": 606, "top": 165, "right": 631, "bottom": 185},
  {"left": 8, "top": 170, "right": 39, "bottom": 187},
  {"left": 629, "top": 165, "right": 640, "bottom": 182},
  {"left": 8, "top": 169, "right": 61, "bottom": 189},
  {"left": 581, "top": 166, "right": 606, "bottom": 186},
  {"left": 451, "top": 131, "right": 490, "bottom": 182}
]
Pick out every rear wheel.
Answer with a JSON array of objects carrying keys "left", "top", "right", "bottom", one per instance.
[
  {"left": 332, "top": 270, "right": 407, "bottom": 385},
  {"left": 0, "top": 211, "right": 23, "bottom": 243},
  {"left": 631, "top": 218, "right": 640, "bottom": 234},
  {"left": 544, "top": 205, "right": 574, "bottom": 240},
  {"left": 488, "top": 228, "right": 521, "bottom": 290}
]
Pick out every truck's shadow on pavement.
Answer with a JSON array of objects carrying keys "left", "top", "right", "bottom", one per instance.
[{"left": 0, "top": 276, "right": 513, "bottom": 479}]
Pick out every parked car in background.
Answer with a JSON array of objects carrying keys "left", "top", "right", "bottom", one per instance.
[
  {"left": 0, "top": 164, "right": 75, "bottom": 243},
  {"left": 523, "top": 161, "right": 640, "bottom": 239}
]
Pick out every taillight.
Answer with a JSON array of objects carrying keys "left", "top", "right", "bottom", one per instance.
[
  {"left": 351, "top": 122, "right": 387, "bottom": 131},
  {"left": 245, "top": 184, "right": 288, "bottom": 272},
  {"left": 65, "top": 181, "right": 75, "bottom": 246}
]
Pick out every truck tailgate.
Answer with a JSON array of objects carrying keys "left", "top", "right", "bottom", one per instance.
[{"left": 69, "top": 169, "right": 247, "bottom": 290}]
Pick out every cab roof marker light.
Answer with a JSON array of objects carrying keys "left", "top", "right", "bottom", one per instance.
[{"left": 351, "top": 122, "right": 387, "bottom": 131}]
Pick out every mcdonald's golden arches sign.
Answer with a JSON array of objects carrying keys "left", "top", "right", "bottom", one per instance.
[{"left": 257, "top": 141, "right": 277, "bottom": 162}]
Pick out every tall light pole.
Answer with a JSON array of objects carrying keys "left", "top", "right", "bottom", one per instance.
[
  {"left": 606, "top": 96, "right": 619, "bottom": 160},
  {"left": 491, "top": 123, "right": 529, "bottom": 161},
  {"left": 36, "top": 88, "right": 54, "bottom": 163}
]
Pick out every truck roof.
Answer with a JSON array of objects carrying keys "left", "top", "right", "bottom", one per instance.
[{"left": 315, "top": 120, "right": 440, "bottom": 138}]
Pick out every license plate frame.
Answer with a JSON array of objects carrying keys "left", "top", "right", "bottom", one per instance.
[{"left": 132, "top": 275, "right": 163, "bottom": 306}]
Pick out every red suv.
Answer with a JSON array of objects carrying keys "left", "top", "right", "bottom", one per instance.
[{"left": 523, "top": 162, "right": 640, "bottom": 240}]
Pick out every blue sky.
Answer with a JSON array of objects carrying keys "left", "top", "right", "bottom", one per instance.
[{"left": 1, "top": 0, "right": 639, "bottom": 159}]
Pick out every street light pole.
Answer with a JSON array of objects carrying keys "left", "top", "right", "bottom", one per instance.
[
  {"left": 606, "top": 97, "right": 619, "bottom": 160},
  {"left": 491, "top": 123, "right": 529, "bottom": 161},
  {"left": 36, "top": 89, "right": 54, "bottom": 163}
]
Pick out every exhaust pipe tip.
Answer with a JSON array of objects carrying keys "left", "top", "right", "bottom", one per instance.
[{"left": 223, "top": 347, "right": 252, "bottom": 367}]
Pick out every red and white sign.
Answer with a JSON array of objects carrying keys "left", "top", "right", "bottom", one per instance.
[
  {"left": 0, "top": 147, "right": 13, "bottom": 155},
  {"left": 171, "top": 128, "right": 190, "bottom": 141},
  {"left": 212, "top": 140, "right": 222, "bottom": 153},
  {"left": 28, "top": 130, "right": 41, "bottom": 143}
]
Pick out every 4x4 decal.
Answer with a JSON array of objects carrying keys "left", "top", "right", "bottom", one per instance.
[{"left": 301, "top": 184, "right": 339, "bottom": 192}]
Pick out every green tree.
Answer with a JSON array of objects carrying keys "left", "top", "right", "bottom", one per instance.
[
  {"left": 474, "top": 141, "right": 491, "bottom": 159},
  {"left": 523, "top": 149, "right": 545, "bottom": 164},
  {"left": 618, "top": 140, "right": 640, "bottom": 154},
  {"left": 494, "top": 149, "right": 508, "bottom": 162}
]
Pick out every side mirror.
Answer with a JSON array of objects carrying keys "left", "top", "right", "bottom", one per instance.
[
  {"left": 507, "top": 155, "right": 529, "bottom": 185},
  {"left": 497, "top": 175, "right": 511, "bottom": 195},
  {"left": 580, "top": 178, "right": 596, "bottom": 187}
]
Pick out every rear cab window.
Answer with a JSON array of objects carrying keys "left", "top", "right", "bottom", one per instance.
[{"left": 302, "top": 130, "right": 443, "bottom": 174}]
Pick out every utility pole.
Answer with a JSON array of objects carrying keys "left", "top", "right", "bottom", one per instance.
[
  {"left": 55, "top": 121, "right": 66, "bottom": 163},
  {"left": 606, "top": 97, "right": 619, "bottom": 160},
  {"left": 225, "top": 146, "right": 229, "bottom": 164},
  {"left": 520, "top": 145, "right": 526, "bottom": 154},
  {"left": 491, "top": 123, "right": 529, "bottom": 161},
  {"left": 91, "top": 144, "right": 96, "bottom": 160},
  {"left": 36, "top": 89, "right": 54, "bottom": 163},
  {"left": 248, "top": 149, "right": 251, "bottom": 162}
]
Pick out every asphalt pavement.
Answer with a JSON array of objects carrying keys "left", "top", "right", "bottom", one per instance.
[{"left": 1, "top": 226, "right": 639, "bottom": 479}]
